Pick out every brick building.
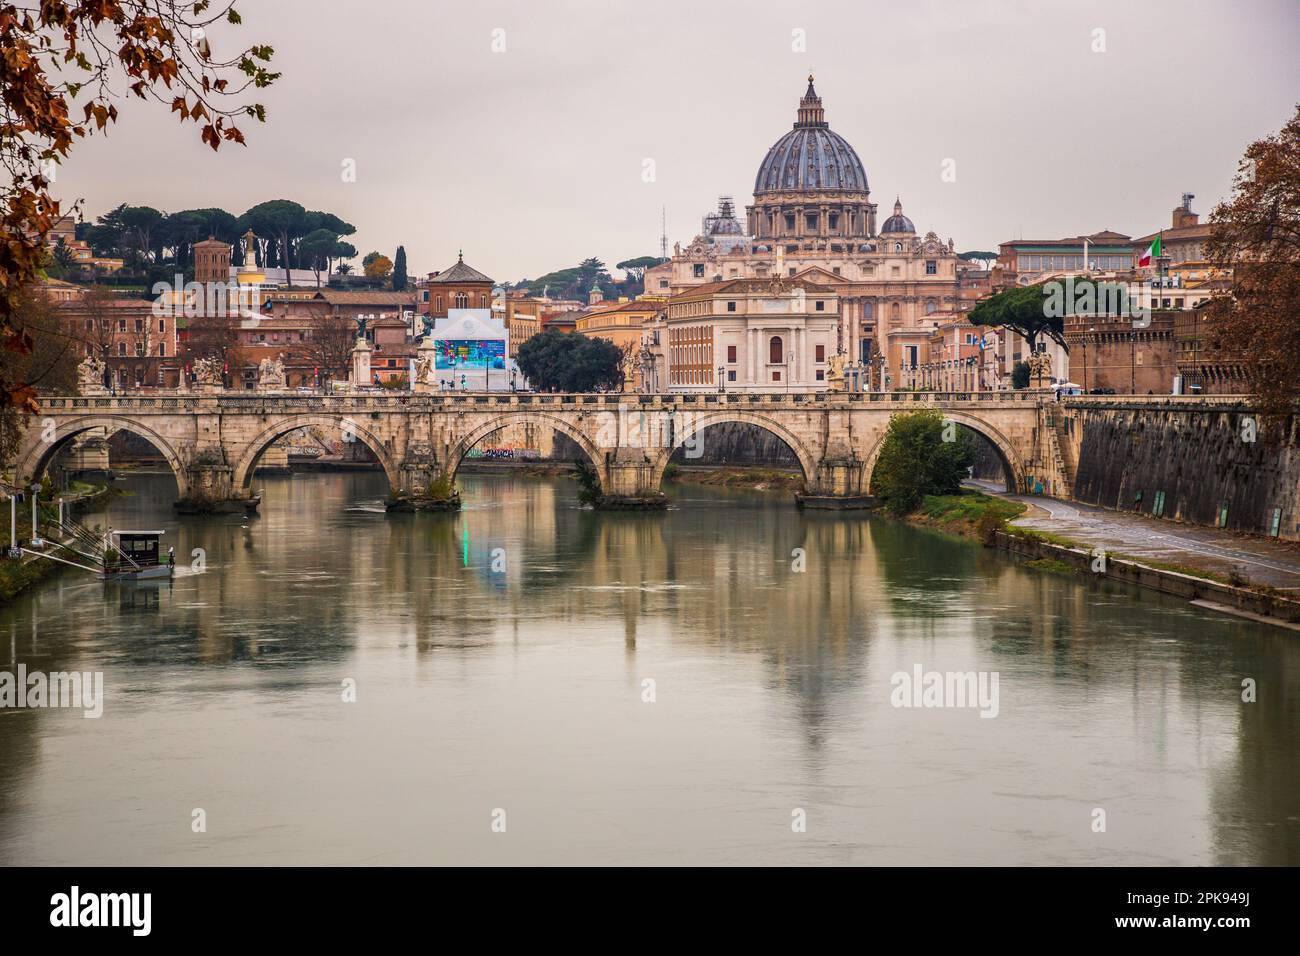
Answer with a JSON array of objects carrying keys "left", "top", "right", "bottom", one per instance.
[{"left": 417, "top": 254, "right": 493, "bottom": 317}]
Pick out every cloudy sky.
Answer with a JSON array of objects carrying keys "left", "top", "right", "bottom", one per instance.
[{"left": 55, "top": 0, "right": 1299, "bottom": 283}]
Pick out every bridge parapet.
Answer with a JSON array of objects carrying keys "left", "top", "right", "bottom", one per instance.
[{"left": 24, "top": 390, "right": 1054, "bottom": 514}]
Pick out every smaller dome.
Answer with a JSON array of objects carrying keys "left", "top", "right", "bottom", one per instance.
[{"left": 880, "top": 197, "right": 915, "bottom": 234}]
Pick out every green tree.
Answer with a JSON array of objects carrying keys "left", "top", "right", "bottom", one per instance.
[
  {"left": 968, "top": 282, "right": 1068, "bottom": 352},
  {"left": 392, "top": 246, "right": 408, "bottom": 291},
  {"left": 85, "top": 203, "right": 164, "bottom": 267},
  {"left": 163, "top": 207, "right": 241, "bottom": 267},
  {"left": 871, "top": 410, "right": 974, "bottom": 516},
  {"left": 958, "top": 250, "right": 999, "bottom": 268},
  {"left": 616, "top": 255, "right": 667, "bottom": 284},
  {"left": 299, "top": 229, "right": 350, "bottom": 288},
  {"left": 242, "top": 199, "right": 306, "bottom": 270},
  {"left": 516, "top": 329, "right": 624, "bottom": 392},
  {"left": 1011, "top": 361, "right": 1031, "bottom": 390}
]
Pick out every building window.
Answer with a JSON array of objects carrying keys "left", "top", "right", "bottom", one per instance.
[
  {"left": 926, "top": 260, "right": 937, "bottom": 275},
  {"left": 727, "top": 370, "right": 736, "bottom": 382},
  {"left": 788, "top": 268, "right": 796, "bottom": 277},
  {"left": 422, "top": 291, "right": 429, "bottom": 302},
  {"left": 727, "top": 301, "right": 736, "bottom": 312},
  {"left": 659, "top": 279, "right": 669, "bottom": 289},
  {"left": 829, "top": 214, "right": 839, "bottom": 231},
  {"left": 769, "top": 336, "right": 783, "bottom": 364},
  {"left": 693, "top": 264, "right": 705, "bottom": 278},
  {"left": 772, "top": 370, "right": 781, "bottom": 381},
  {"left": 454, "top": 292, "right": 468, "bottom": 309},
  {"left": 118, "top": 343, "right": 126, "bottom": 356},
  {"left": 135, "top": 343, "right": 144, "bottom": 357},
  {"left": 832, "top": 267, "right": 841, "bottom": 275},
  {"left": 784, "top": 215, "right": 795, "bottom": 231},
  {"left": 816, "top": 370, "right": 825, "bottom": 381},
  {"left": 118, "top": 319, "right": 126, "bottom": 332},
  {"left": 727, "top": 345, "right": 737, "bottom": 363},
  {"left": 815, "top": 344, "right": 825, "bottom": 362},
  {"left": 806, "top": 214, "right": 818, "bottom": 230},
  {"left": 436, "top": 296, "right": 443, "bottom": 312},
  {"left": 815, "top": 300, "right": 825, "bottom": 311},
  {"left": 158, "top": 319, "right": 166, "bottom": 332}
]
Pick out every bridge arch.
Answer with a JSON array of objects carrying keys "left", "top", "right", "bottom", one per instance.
[
  {"left": 446, "top": 412, "right": 608, "bottom": 488},
  {"left": 862, "top": 410, "right": 1024, "bottom": 495},
  {"left": 13, "top": 415, "right": 189, "bottom": 497},
  {"left": 231, "top": 415, "right": 400, "bottom": 492},
  {"left": 649, "top": 410, "right": 820, "bottom": 490}
]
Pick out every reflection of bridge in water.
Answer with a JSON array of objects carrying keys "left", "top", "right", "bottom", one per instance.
[{"left": 19, "top": 391, "right": 1066, "bottom": 510}]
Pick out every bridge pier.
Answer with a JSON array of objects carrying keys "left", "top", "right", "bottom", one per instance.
[
  {"left": 796, "top": 456, "right": 874, "bottom": 510},
  {"left": 596, "top": 449, "right": 668, "bottom": 510},
  {"left": 174, "top": 462, "right": 261, "bottom": 516}
]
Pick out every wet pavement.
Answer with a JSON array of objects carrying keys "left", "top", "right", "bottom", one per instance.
[{"left": 965, "top": 480, "right": 1300, "bottom": 591}]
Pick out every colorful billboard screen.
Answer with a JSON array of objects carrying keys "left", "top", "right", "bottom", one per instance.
[{"left": 435, "top": 338, "right": 506, "bottom": 370}]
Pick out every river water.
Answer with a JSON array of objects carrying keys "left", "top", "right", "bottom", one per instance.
[{"left": 0, "top": 471, "right": 1295, "bottom": 866}]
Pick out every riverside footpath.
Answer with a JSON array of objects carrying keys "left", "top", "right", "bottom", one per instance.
[{"left": 966, "top": 479, "right": 1300, "bottom": 591}]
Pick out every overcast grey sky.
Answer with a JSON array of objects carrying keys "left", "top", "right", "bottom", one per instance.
[{"left": 55, "top": 0, "right": 1299, "bottom": 282}]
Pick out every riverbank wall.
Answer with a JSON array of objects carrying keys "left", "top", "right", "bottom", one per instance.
[{"left": 1062, "top": 398, "right": 1299, "bottom": 541}]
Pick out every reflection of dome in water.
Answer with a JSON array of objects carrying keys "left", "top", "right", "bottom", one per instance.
[{"left": 754, "top": 76, "right": 869, "bottom": 195}]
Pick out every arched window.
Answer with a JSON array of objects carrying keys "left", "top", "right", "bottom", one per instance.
[
  {"left": 454, "top": 292, "right": 468, "bottom": 309},
  {"left": 862, "top": 301, "right": 873, "bottom": 319},
  {"left": 925, "top": 299, "right": 937, "bottom": 315},
  {"left": 890, "top": 302, "right": 901, "bottom": 322},
  {"left": 769, "top": 336, "right": 783, "bottom": 364}
]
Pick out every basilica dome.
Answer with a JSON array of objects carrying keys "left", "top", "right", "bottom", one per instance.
[
  {"left": 754, "top": 77, "right": 868, "bottom": 195},
  {"left": 880, "top": 198, "right": 915, "bottom": 234}
]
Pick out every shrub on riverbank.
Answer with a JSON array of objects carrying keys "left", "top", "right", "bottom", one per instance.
[
  {"left": 916, "top": 492, "right": 1026, "bottom": 539},
  {"left": 873, "top": 410, "right": 974, "bottom": 515}
]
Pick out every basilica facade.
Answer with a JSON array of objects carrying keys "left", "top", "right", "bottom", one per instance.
[{"left": 647, "top": 77, "right": 974, "bottom": 390}]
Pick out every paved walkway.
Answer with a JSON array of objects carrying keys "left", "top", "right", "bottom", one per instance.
[{"left": 964, "top": 480, "right": 1300, "bottom": 590}]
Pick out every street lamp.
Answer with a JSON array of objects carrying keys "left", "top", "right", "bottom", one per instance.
[
  {"left": 717, "top": 366, "right": 725, "bottom": 393},
  {"left": 1082, "top": 328, "right": 1093, "bottom": 393}
]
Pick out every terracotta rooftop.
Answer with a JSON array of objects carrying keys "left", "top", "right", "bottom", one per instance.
[
  {"left": 427, "top": 254, "right": 493, "bottom": 285},
  {"left": 312, "top": 289, "right": 417, "bottom": 306}
]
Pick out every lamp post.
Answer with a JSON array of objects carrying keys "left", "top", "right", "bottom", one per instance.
[
  {"left": 1130, "top": 324, "right": 1136, "bottom": 395},
  {"left": 717, "top": 366, "right": 725, "bottom": 393},
  {"left": 1083, "top": 327, "right": 1096, "bottom": 392}
]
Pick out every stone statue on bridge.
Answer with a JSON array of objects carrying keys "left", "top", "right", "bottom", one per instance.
[
  {"left": 1028, "top": 349, "right": 1053, "bottom": 388},
  {"left": 193, "top": 356, "right": 223, "bottom": 390},
  {"left": 257, "top": 354, "right": 287, "bottom": 390},
  {"left": 77, "top": 353, "right": 106, "bottom": 395},
  {"left": 413, "top": 351, "right": 434, "bottom": 388}
]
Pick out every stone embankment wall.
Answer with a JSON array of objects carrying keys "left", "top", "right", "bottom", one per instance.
[{"left": 1065, "top": 400, "right": 1298, "bottom": 540}]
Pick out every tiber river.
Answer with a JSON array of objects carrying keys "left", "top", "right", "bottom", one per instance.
[{"left": 0, "top": 471, "right": 1295, "bottom": 866}]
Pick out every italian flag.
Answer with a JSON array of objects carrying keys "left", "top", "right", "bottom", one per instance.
[{"left": 1138, "top": 232, "right": 1162, "bottom": 268}]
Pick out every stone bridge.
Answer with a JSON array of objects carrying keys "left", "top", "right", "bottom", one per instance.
[{"left": 14, "top": 390, "right": 1067, "bottom": 510}]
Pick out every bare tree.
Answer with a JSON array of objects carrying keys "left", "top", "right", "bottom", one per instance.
[{"left": 299, "top": 304, "right": 357, "bottom": 382}]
